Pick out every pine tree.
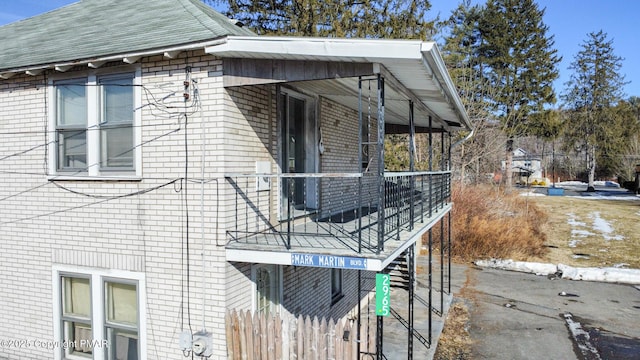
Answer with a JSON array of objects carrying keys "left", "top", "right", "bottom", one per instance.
[
  {"left": 440, "top": 1, "right": 503, "bottom": 184},
  {"left": 207, "top": 0, "right": 434, "bottom": 39},
  {"left": 477, "top": 0, "right": 560, "bottom": 187},
  {"left": 561, "top": 30, "right": 632, "bottom": 190}
]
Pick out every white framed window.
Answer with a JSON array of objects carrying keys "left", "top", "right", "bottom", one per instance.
[
  {"left": 251, "top": 264, "right": 282, "bottom": 317},
  {"left": 330, "top": 268, "right": 343, "bottom": 305},
  {"left": 49, "top": 67, "right": 142, "bottom": 179},
  {"left": 53, "top": 266, "right": 146, "bottom": 360}
]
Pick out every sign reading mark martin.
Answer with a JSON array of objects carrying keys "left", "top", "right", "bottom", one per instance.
[{"left": 291, "top": 253, "right": 367, "bottom": 270}]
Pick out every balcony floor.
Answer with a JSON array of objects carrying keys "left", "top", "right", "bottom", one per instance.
[{"left": 226, "top": 203, "right": 451, "bottom": 271}]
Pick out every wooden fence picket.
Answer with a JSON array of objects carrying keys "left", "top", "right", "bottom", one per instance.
[{"left": 226, "top": 310, "right": 373, "bottom": 360}]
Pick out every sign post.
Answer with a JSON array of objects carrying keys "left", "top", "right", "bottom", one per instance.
[{"left": 375, "top": 273, "right": 390, "bottom": 317}]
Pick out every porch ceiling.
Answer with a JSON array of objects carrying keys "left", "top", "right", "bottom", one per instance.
[{"left": 205, "top": 36, "right": 472, "bottom": 132}]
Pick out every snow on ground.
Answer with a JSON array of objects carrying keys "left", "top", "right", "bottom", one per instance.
[
  {"left": 590, "top": 212, "right": 624, "bottom": 241},
  {"left": 493, "top": 181, "right": 639, "bottom": 284},
  {"left": 475, "top": 259, "right": 640, "bottom": 285}
]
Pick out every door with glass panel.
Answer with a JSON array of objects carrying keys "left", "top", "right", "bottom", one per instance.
[
  {"left": 254, "top": 264, "right": 281, "bottom": 317},
  {"left": 279, "top": 91, "right": 318, "bottom": 219}
]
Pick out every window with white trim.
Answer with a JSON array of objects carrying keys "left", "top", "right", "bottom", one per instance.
[
  {"left": 51, "top": 69, "right": 140, "bottom": 178},
  {"left": 55, "top": 269, "right": 144, "bottom": 360}
]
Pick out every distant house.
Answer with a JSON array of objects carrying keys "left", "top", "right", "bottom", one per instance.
[
  {"left": 0, "top": 0, "right": 471, "bottom": 359},
  {"left": 502, "top": 148, "right": 543, "bottom": 184}
]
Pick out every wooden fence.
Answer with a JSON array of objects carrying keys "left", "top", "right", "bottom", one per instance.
[{"left": 225, "top": 310, "right": 377, "bottom": 360}]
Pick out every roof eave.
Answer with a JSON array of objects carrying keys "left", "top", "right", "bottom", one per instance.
[
  {"left": 206, "top": 36, "right": 472, "bottom": 131},
  {"left": 0, "top": 37, "right": 228, "bottom": 78}
]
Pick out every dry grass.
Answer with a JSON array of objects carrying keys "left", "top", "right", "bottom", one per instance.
[
  {"left": 442, "top": 184, "right": 549, "bottom": 262},
  {"left": 440, "top": 184, "right": 640, "bottom": 268},
  {"left": 530, "top": 196, "right": 640, "bottom": 268},
  {"left": 434, "top": 302, "right": 473, "bottom": 360}
]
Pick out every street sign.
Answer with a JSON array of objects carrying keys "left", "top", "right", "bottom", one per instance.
[
  {"left": 290, "top": 253, "right": 367, "bottom": 270},
  {"left": 376, "top": 273, "right": 390, "bottom": 317}
]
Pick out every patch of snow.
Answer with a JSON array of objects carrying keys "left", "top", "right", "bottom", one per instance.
[
  {"left": 613, "top": 263, "right": 629, "bottom": 268},
  {"left": 474, "top": 259, "right": 640, "bottom": 285},
  {"left": 572, "top": 254, "right": 590, "bottom": 259},
  {"left": 563, "top": 313, "right": 601, "bottom": 359},
  {"left": 556, "top": 181, "right": 587, "bottom": 187},
  {"left": 590, "top": 212, "right": 624, "bottom": 241},
  {"left": 474, "top": 259, "right": 557, "bottom": 276},
  {"left": 519, "top": 191, "right": 546, "bottom": 197},
  {"left": 571, "top": 229, "right": 593, "bottom": 237},
  {"left": 568, "top": 239, "right": 582, "bottom": 248},
  {"left": 558, "top": 263, "right": 640, "bottom": 284}
]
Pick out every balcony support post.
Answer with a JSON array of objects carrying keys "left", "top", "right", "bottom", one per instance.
[
  {"left": 376, "top": 74, "right": 386, "bottom": 253},
  {"left": 408, "top": 244, "right": 415, "bottom": 359},
  {"left": 409, "top": 101, "right": 415, "bottom": 231},
  {"left": 441, "top": 131, "right": 445, "bottom": 209},
  {"left": 428, "top": 116, "right": 433, "bottom": 218}
]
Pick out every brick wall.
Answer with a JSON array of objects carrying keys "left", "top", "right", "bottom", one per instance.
[{"left": 0, "top": 50, "right": 232, "bottom": 359}]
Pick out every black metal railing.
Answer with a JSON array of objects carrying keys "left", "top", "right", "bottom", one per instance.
[{"left": 224, "top": 171, "right": 450, "bottom": 253}]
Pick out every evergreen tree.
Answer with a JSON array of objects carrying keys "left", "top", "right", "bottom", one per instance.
[
  {"left": 440, "top": 1, "right": 503, "bottom": 184},
  {"left": 561, "top": 30, "right": 631, "bottom": 190},
  {"left": 207, "top": 0, "right": 434, "bottom": 39},
  {"left": 477, "top": 0, "right": 560, "bottom": 187}
]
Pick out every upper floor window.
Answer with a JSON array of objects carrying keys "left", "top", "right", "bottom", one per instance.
[{"left": 50, "top": 69, "right": 141, "bottom": 178}]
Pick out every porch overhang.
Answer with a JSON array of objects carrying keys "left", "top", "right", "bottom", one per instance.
[{"left": 205, "top": 36, "right": 472, "bottom": 132}]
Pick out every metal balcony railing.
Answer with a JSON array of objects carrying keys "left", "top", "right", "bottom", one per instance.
[{"left": 224, "top": 171, "right": 450, "bottom": 254}]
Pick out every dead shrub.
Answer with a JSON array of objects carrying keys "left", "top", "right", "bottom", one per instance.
[{"left": 432, "top": 184, "right": 548, "bottom": 262}]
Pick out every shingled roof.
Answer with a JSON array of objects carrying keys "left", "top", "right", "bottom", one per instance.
[{"left": 0, "top": 0, "right": 254, "bottom": 73}]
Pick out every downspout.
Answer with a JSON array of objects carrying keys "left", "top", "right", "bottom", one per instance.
[{"left": 450, "top": 127, "right": 475, "bottom": 150}]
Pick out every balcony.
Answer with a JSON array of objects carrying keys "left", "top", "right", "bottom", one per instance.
[{"left": 224, "top": 171, "right": 451, "bottom": 270}]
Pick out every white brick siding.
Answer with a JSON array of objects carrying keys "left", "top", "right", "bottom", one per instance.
[{"left": 1, "top": 49, "right": 384, "bottom": 360}]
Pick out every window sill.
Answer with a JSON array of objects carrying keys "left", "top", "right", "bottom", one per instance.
[
  {"left": 48, "top": 174, "right": 142, "bottom": 182},
  {"left": 331, "top": 293, "right": 344, "bottom": 306}
]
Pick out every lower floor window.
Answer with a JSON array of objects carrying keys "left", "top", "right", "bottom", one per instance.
[{"left": 55, "top": 268, "right": 144, "bottom": 360}]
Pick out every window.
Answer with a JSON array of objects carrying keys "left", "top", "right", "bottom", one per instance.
[
  {"left": 331, "top": 268, "right": 343, "bottom": 304},
  {"left": 51, "top": 69, "right": 140, "bottom": 178},
  {"left": 99, "top": 76, "right": 135, "bottom": 170},
  {"left": 54, "top": 268, "right": 145, "bottom": 360},
  {"left": 253, "top": 264, "right": 281, "bottom": 316},
  {"left": 105, "top": 281, "right": 139, "bottom": 360},
  {"left": 61, "top": 276, "right": 92, "bottom": 357}
]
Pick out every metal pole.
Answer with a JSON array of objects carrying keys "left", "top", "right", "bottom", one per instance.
[
  {"left": 409, "top": 101, "right": 415, "bottom": 230},
  {"left": 357, "top": 270, "right": 362, "bottom": 357},
  {"left": 408, "top": 245, "right": 415, "bottom": 359},
  {"left": 376, "top": 284, "right": 384, "bottom": 360},
  {"left": 448, "top": 133, "right": 452, "bottom": 294},
  {"left": 428, "top": 116, "right": 433, "bottom": 218},
  {"left": 440, "top": 218, "right": 444, "bottom": 314},
  {"left": 377, "top": 74, "right": 385, "bottom": 253},
  {"left": 428, "top": 228, "right": 432, "bottom": 345},
  {"left": 448, "top": 212, "right": 452, "bottom": 294},
  {"left": 358, "top": 77, "right": 363, "bottom": 253}
]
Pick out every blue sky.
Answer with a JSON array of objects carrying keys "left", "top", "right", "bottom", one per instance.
[{"left": 2, "top": 0, "right": 639, "bottom": 98}]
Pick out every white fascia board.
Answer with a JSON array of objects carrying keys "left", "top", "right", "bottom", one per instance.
[
  {"left": 422, "top": 42, "right": 473, "bottom": 130},
  {"left": 0, "top": 38, "right": 228, "bottom": 78},
  {"left": 206, "top": 36, "right": 427, "bottom": 62},
  {"left": 226, "top": 249, "right": 293, "bottom": 265}
]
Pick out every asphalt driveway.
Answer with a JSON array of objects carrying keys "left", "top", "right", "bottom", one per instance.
[{"left": 452, "top": 264, "right": 640, "bottom": 359}]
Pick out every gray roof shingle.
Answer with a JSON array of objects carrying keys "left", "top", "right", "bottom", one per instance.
[{"left": 0, "top": 0, "right": 255, "bottom": 71}]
